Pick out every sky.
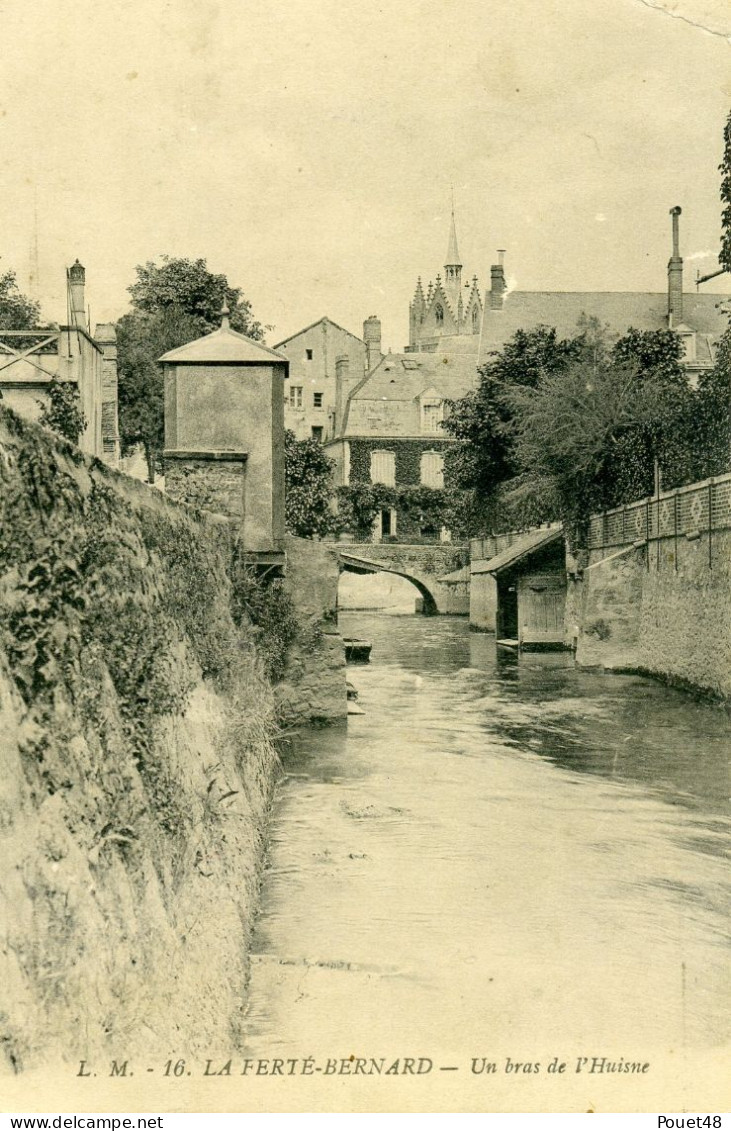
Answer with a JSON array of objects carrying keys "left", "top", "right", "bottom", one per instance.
[{"left": 1, "top": 0, "right": 730, "bottom": 351}]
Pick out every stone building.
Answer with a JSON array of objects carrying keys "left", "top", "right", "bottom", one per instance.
[
  {"left": 408, "top": 209, "right": 484, "bottom": 352},
  {"left": 0, "top": 260, "right": 119, "bottom": 464},
  {"left": 478, "top": 207, "right": 727, "bottom": 386},
  {"left": 327, "top": 205, "right": 726, "bottom": 546},
  {"left": 161, "top": 306, "right": 288, "bottom": 566},
  {"left": 273, "top": 316, "right": 374, "bottom": 441},
  {"left": 324, "top": 346, "right": 478, "bottom": 541}
]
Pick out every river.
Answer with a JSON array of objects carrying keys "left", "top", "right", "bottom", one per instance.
[{"left": 242, "top": 613, "right": 730, "bottom": 1111}]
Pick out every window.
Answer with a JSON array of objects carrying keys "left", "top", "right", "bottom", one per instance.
[
  {"left": 421, "top": 400, "right": 443, "bottom": 434},
  {"left": 435, "top": 303, "right": 444, "bottom": 325},
  {"left": 289, "top": 386, "right": 303, "bottom": 409},
  {"left": 306, "top": 349, "right": 313, "bottom": 360},
  {"left": 420, "top": 451, "right": 444, "bottom": 488},
  {"left": 370, "top": 449, "right": 396, "bottom": 486},
  {"left": 678, "top": 331, "right": 696, "bottom": 362},
  {"left": 311, "top": 426, "right": 323, "bottom": 442},
  {"left": 313, "top": 391, "right": 323, "bottom": 408}
]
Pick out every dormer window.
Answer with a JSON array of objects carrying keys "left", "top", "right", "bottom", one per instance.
[
  {"left": 421, "top": 399, "right": 444, "bottom": 434},
  {"left": 677, "top": 329, "right": 696, "bottom": 362}
]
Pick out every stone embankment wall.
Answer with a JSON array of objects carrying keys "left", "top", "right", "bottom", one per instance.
[
  {"left": 0, "top": 406, "right": 343, "bottom": 1074},
  {"left": 276, "top": 535, "right": 346, "bottom": 726},
  {"left": 575, "top": 475, "right": 731, "bottom": 698}
]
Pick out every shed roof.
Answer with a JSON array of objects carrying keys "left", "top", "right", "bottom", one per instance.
[
  {"left": 471, "top": 527, "right": 564, "bottom": 576},
  {"left": 436, "top": 563, "right": 471, "bottom": 584},
  {"left": 159, "top": 323, "right": 288, "bottom": 366}
]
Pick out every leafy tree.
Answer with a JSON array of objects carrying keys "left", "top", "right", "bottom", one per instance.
[
  {"left": 721, "top": 108, "right": 731, "bottom": 275},
  {"left": 37, "top": 378, "right": 87, "bottom": 444},
  {"left": 608, "top": 328, "right": 698, "bottom": 497},
  {"left": 696, "top": 326, "right": 731, "bottom": 477},
  {"left": 507, "top": 331, "right": 700, "bottom": 544},
  {"left": 0, "top": 269, "right": 40, "bottom": 330},
  {"left": 284, "top": 429, "right": 337, "bottom": 538},
  {"left": 128, "top": 256, "right": 264, "bottom": 340},
  {"left": 116, "top": 306, "right": 202, "bottom": 482},
  {"left": 116, "top": 257, "right": 264, "bottom": 482},
  {"left": 445, "top": 320, "right": 700, "bottom": 539},
  {"left": 442, "top": 325, "right": 589, "bottom": 530}
]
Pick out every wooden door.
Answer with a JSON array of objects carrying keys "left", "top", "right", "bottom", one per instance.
[{"left": 518, "top": 572, "right": 566, "bottom": 647}]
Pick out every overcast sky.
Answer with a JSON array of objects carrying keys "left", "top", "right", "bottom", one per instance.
[{"left": 1, "top": 0, "right": 730, "bottom": 350}]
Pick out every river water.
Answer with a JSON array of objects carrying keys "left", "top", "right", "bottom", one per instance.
[{"left": 243, "top": 613, "right": 730, "bottom": 1109}]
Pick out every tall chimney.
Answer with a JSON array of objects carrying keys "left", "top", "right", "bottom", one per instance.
[
  {"left": 489, "top": 251, "right": 507, "bottom": 310},
  {"left": 68, "top": 259, "right": 86, "bottom": 329},
  {"left": 667, "top": 207, "right": 683, "bottom": 327},
  {"left": 335, "top": 354, "right": 350, "bottom": 436},
  {"left": 363, "top": 315, "right": 382, "bottom": 372}
]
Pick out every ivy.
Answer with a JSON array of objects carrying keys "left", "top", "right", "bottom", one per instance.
[
  {"left": 336, "top": 483, "right": 455, "bottom": 541},
  {"left": 0, "top": 406, "right": 275, "bottom": 838},
  {"left": 37, "top": 378, "right": 87, "bottom": 445}
]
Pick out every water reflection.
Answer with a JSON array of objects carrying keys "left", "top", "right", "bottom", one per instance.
[{"left": 246, "top": 613, "right": 730, "bottom": 1065}]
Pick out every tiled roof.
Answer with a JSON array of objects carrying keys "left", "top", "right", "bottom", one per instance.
[
  {"left": 159, "top": 324, "right": 288, "bottom": 365},
  {"left": 339, "top": 346, "right": 480, "bottom": 437},
  {"left": 478, "top": 291, "right": 727, "bottom": 366},
  {"left": 273, "top": 316, "right": 364, "bottom": 349},
  {"left": 470, "top": 527, "right": 563, "bottom": 575},
  {"left": 436, "top": 563, "right": 471, "bottom": 583},
  {"left": 353, "top": 348, "right": 479, "bottom": 403}
]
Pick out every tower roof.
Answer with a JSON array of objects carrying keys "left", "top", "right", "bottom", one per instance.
[
  {"left": 159, "top": 322, "right": 288, "bottom": 366},
  {"left": 445, "top": 210, "right": 461, "bottom": 267}
]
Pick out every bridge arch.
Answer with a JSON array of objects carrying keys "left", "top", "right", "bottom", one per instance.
[
  {"left": 339, "top": 558, "right": 441, "bottom": 619},
  {"left": 336, "top": 551, "right": 442, "bottom": 615}
]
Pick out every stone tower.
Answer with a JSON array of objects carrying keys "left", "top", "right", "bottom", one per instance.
[
  {"left": 443, "top": 209, "right": 463, "bottom": 316},
  {"left": 408, "top": 208, "right": 483, "bottom": 351},
  {"left": 161, "top": 307, "right": 289, "bottom": 566}
]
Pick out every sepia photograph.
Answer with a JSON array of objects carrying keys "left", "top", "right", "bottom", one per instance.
[{"left": 0, "top": 0, "right": 730, "bottom": 1117}]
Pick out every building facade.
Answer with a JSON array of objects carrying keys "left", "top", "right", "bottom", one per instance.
[
  {"left": 327, "top": 205, "right": 727, "bottom": 545},
  {"left": 325, "top": 346, "right": 479, "bottom": 541},
  {"left": 408, "top": 210, "right": 484, "bottom": 352},
  {"left": 161, "top": 307, "right": 288, "bottom": 566},
  {"left": 0, "top": 261, "right": 119, "bottom": 464},
  {"left": 274, "top": 316, "right": 375, "bottom": 441}
]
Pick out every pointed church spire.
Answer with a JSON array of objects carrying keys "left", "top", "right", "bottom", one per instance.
[{"left": 445, "top": 208, "right": 461, "bottom": 269}]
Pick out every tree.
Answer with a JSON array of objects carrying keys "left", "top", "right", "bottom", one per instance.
[
  {"left": 507, "top": 360, "right": 653, "bottom": 541},
  {"left": 0, "top": 269, "right": 40, "bottom": 330},
  {"left": 720, "top": 108, "right": 731, "bottom": 275},
  {"left": 37, "top": 378, "right": 86, "bottom": 444},
  {"left": 445, "top": 320, "right": 700, "bottom": 538},
  {"left": 442, "top": 325, "right": 588, "bottom": 529},
  {"left": 506, "top": 330, "right": 700, "bottom": 544},
  {"left": 284, "top": 430, "right": 337, "bottom": 538},
  {"left": 696, "top": 326, "right": 731, "bottom": 478},
  {"left": 116, "top": 306, "right": 202, "bottom": 482},
  {"left": 127, "top": 256, "right": 264, "bottom": 340},
  {"left": 116, "top": 257, "right": 264, "bottom": 481}
]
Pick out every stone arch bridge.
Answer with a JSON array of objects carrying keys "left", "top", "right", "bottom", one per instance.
[{"left": 324, "top": 542, "right": 469, "bottom": 615}]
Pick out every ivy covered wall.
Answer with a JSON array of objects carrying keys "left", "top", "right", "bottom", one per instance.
[{"left": 348, "top": 436, "right": 454, "bottom": 486}]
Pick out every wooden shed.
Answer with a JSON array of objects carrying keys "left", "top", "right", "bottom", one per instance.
[{"left": 475, "top": 527, "right": 568, "bottom": 650}]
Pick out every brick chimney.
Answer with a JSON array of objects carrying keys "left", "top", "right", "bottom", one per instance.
[
  {"left": 667, "top": 207, "right": 683, "bottom": 327},
  {"left": 335, "top": 354, "right": 350, "bottom": 436},
  {"left": 489, "top": 250, "right": 507, "bottom": 310},
  {"left": 363, "top": 315, "right": 382, "bottom": 372},
  {"left": 68, "top": 259, "right": 86, "bottom": 329}
]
